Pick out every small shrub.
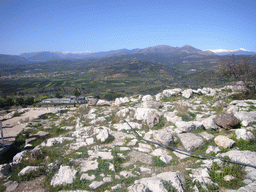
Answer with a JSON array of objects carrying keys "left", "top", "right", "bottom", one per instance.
[
  {"left": 209, "top": 161, "right": 245, "bottom": 189},
  {"left": 0, "top": 184, "right": 6, "bottom": 192},
  {"left": 153, "top": 115, "right": 166, "bottom": 129},
  {"left": 152, "top": 156, "right": 166, "bottom": 167},
  {"left": 162, "top": 180, "right": 176, "bottom": 192}
]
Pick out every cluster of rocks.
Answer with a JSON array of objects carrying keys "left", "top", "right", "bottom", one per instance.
[{"left": 1, "top": 81, "right": 256, "bottom": 191}]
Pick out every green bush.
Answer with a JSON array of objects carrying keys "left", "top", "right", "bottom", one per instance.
[
  {"left": 209, "top": 161, "right": 245, "bottom": 189},
  {"left": 152, "top": 156, "right": 166, "bottom": 167}
]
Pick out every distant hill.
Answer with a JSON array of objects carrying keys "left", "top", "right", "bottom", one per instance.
[
  {"left": 17, "top": 45, "right": 215, "bottom": 61},
  {"left": 207, "top": 48, "right": 256, "bottom": 55},
  {"left": 20, "top": 51, "right": 63, "bottom": 61},
  {"left": 0, "top": 54, "right": 30, "bottom": 65}
]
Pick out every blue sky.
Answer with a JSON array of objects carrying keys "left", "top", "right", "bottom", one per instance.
[{"left": 1, "top": 0, "right": 256, "bottom": 55}]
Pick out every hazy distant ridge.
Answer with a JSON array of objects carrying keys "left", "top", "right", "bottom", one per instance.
[{"left": 16, "top": 45, "right": 215, "bottom": 61}]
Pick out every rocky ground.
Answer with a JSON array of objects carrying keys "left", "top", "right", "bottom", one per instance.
[{"left": 1, "top": 81, "right": 256, "bottom": 192}]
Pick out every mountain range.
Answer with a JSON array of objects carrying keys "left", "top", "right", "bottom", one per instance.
[{"left": 0, "top": 45, "right": 255, "bottom": 64}]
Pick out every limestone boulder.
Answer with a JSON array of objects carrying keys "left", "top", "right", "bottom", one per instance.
[
  {"left": 96, "top": 99, "right": 111, "bottom": 106},
  {"left": 13, "top": 151, "right": 27, "bottom": 163},
  {"left": 153, "top": 129, "right": 175, "bottom": 146},
  {"left": 178, "top": 133, "right": 204, "bottom": 151},
  {"left": 164, "top": 112, "right": 182, "bottom": 124},
  {"left": 201, "top": 116, "right": 218, "bottom": 130},
  {"left": 142, "top": 95, "right": 153, "bottom": 102},
  {"left": 134, "top": 108, "right": 157, "bottom": 122},
  {"left": 30, "top": 147, "right": 42, "bottom": 159},
  {"left": 199, "top": 87, "right": 216, "bottom": 96},
  {"left": 115, "top": 97, "right": 130, "bottom": 105},
  {"left": 213, "top": 100, "right": 228, "bottom": 108},
  {"left": 147, "top": 111, "right": 159, "bottom": 128},
  {"left": 4, "top": 181, "right": 19, "bottom": 191},
  {"left": 163, "top": 88, "right": 182, "bottom": 97},
  {"left": 51, "top": 165, "right": 77, "bottom": 186},
  {"left": 128, "top": 171, "right": 186, "bottom": 192},
  {"left": 155, "top": 93, "right": 163, "bottom": 101},
  {"left": 214, "top": 113, "right": 240, "bottom": 129},
  {"left": 142, "top": 101, "right": 163, "bottom": 109},
  {"left": 235, "top": 128, "right": 255, "bottom": 141},
  {"left": 88, "top": 98, "right": 98, "bottom": 106},
  {"left": 175, "top": 121, "right": 196, "bottom": 133},
  {"left": 95, "top": 127, "right": 111, "bottom": 143},
  {"left": 182, "top": 89, "right": 193, "bottom": 98},
  {"left": 214, "top": 135, "right": 235, "bottom": 149},
  {"left": 18, "top": 166, "right": 40, "bottom": 176},
  {"left": 234, "top": 111, "right": 256, "bottom": 125}
]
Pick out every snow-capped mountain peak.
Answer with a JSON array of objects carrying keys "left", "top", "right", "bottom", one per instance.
[{"left": 206, "top": 48, "right": 255, "bottom": 55}]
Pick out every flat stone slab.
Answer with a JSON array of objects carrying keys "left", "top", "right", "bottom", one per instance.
[
  {"left": 4, "top": 181, "right": 19, "bottom": 191},
  {"left": 178, "top": 133, "right": 204, "bottom": 151}
]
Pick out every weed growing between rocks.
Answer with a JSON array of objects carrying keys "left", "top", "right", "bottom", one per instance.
[
  {"left": 153, "top": 115, "right": 166, "bottom": 130},
  {"left": 209, "top": 160, "right": 245, "bottom": 189},
  {"left": 162, "top": 180, "right": 176, "bottom": 191},
  {"left": 152, "top": 156, "right": 167, "bottom": 167}
]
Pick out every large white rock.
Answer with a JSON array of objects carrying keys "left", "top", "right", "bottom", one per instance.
[
  {"left": 115, "top": 97, "right": 130, "bottom": 105},
  {"left": 4, "top": 181, "right": 19, "bottom": 191},
  {"left": 116, "top": 108, "right": 129, "bottom": 117},
  {"left": 235, "top": 128, "right": 255, "bottom": 141},
  {"left": 198, "top": 87, "right": 216, "bottom": 96},
  {"left": 163, "top": 88, "right": 182, "bottom": 97},
  {"left": 134, "top": 108, "right": 157, "bottom": 122},
  {"left": 96, "top": 99, "right": 111, "bottom": 106},
  {"left": 178, "top": 133, "right": 204, "bottom": 151},
  {"left": 234, "top": 111, "right": 256, "bottom": 124},
  {"left": 95, "top": 127, "right": 111, "bottom": 143},
  {"left": 128, "top": 171, "right": 186, "bottom": 192},
  {"left": 51, "top": 165, "right": 77, "bottom": 186},
  {"left": 143, "top": 101, "right": 163, "bottom": 109},
  {"left": 155, "top": 93, "right": 163, "bottom": 101},
  {"left": 164, "top": 112, "right": 182, "bottom": 124},
  {"left": 153, "top": 129, "right": 175, "bottom": 146},
  {"left": 13, "top": 151, "right": 27, "bottom": 163},
  {"left": 214, "top": 135, "right": 235, "bottom": 149},
  {"left": 142, "top": 95, "right": 153, "bottom": 102},
  {"left": 182, "top": 89, "right": 193, "bottom": 98},
  {"left": 201, "top": 116, "right": 218, "bottom": 130},
  {"left": 18, "top": 166, "right": 39, "bottom": 176},
  {"left": 175, "top": 121, "right": 196, "bottom": 133}
]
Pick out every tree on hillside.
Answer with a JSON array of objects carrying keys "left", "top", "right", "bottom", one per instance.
[
  {"left": 74, "top": 89, "right": 81, "bottom": 97},
  {"left": 219, "top": 55, "right": 256, "bottom": 86}
]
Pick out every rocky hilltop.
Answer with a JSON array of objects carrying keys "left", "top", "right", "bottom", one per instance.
[{"left": 1, "top": 81, "right": 256, "bottom": 192}]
